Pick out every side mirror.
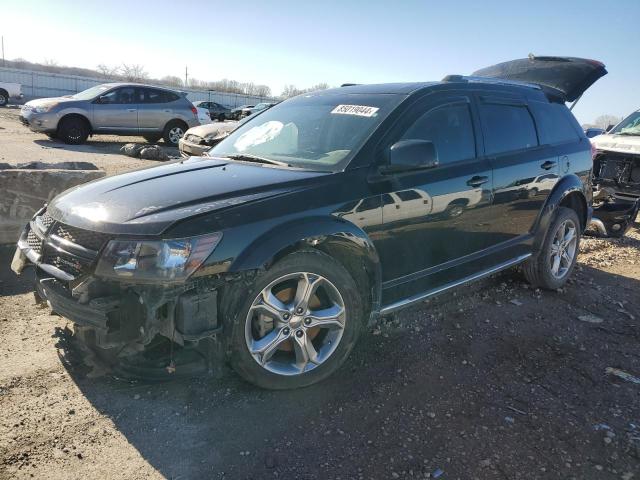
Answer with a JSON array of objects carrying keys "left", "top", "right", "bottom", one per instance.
[
  {"left": 382, "top": 139, "right": 438, "bottom": 174},
  {"left": 97, "top": 95, "right": 110, "bottom": 104},
  {"left": 606, "top": 124, "right": 615, "bottom": 132}
]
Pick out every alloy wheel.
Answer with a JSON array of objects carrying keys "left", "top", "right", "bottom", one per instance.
[
  {"left": 549, "top": 219, "right": 577, "bottom": 279},
  {"left": 169, "top": 126, "right": 184, "bottom": 144},
  {"left": 245, "top": 272, "right": 346, "bottom": 376}
]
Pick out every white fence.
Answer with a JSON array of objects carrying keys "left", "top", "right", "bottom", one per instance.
[{"left": 0, "top": 67, "right": 272, "bottom": 108}]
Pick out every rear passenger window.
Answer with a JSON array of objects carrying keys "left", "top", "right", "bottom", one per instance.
[
  {"left": 143, "top": 89, "right": 179, "bottom": 104},
  {"left": 479, "top": 103, "right": 538, "bottom": 155},
  {"left": 396, "top": 190, "right": 422, "bottom": 202},
  {"left": 530, "top": 101, "right": 580, "bottom": 145},
  {"left": 401, "top": 103, "right": 476, "bottom": 164}
]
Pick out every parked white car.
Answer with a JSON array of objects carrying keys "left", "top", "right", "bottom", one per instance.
[
  {"left": 0, "top": 82, "right": 24, "bottom": 106},
  {"left": 196, "top": 106, "right": 212, "bottom": 125}
]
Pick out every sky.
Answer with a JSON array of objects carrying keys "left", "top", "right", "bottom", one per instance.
[{"left": 2, "top": 0, "right": 639, "bottom": 124}]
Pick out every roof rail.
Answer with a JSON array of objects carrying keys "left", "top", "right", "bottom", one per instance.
[{"left": 441, "top": 74, "right": 541, "bottom": 91}]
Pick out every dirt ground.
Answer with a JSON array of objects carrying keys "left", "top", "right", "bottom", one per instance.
[
  {"left": 0, "top": 106, "right": 178, "bottom": 175},
  {"left": 1, "top": 107, "right": 639, "bottom": 479}
]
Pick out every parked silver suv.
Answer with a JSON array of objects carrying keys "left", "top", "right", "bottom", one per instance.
[{"left": 19, "top": 83, "right": 200, "bottom": 145}]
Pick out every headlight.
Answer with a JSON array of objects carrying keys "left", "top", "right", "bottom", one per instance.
[
  {"left": 95, "top": 233, "right": 222, "bottom": 282},
  {"left": 33, "top": 103, "right": 58, "bottom": 113}
]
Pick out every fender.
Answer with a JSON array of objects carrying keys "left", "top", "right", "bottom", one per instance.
[
  {"left": 532, "top": 173, "right": 588, "bottom": 251},
  {"left": 229, "top": 215, "right": 383, "bottom": 315},
  {"left": 57, "top": 109, "right": 93, "bottom": 130}
]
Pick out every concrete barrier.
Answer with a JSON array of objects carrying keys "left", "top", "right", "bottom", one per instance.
[{"left": 0, "top": 162, "right": 105, "bottom": 244}]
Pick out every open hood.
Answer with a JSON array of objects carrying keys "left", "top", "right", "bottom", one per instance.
[{"left": 472, "top": 56, "right": 607, "bottom": 102}]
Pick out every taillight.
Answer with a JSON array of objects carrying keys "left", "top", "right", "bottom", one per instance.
[{"left": 191, "top": 106, "right": 197, "bottom": 116}]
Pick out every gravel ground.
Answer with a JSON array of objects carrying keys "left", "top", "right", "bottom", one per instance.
[
  {"left": 0, "top": 106, "right": 639, "bottom": 479},
  {"left": 0, "top": 106, "right": 178, "bottom": 175}
]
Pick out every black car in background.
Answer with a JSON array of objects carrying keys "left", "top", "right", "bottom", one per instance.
[
  {"left": 193, "top": 101, "right": 232, "bottom": 121},
  {"left": 229, "top": 104, "right": 254, "bottom": 120},
  {"left": 13, "top": 57, "right": 606, "bottom": 389}
]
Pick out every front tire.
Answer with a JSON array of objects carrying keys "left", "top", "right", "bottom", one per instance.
[
  {"left": 0, "top": 92, "right": 8, "bottom": 107},
  {"left": 163, "top": 120, "right": 187, "bottom": 146},
  {"left": 523, "top": 207, "right": 581, "bottom": 289},
  {"left": 58, "top": 116, "right": 89, "bottom": 145},
  {"left": 228, "top": 251, "right": 364, "bottom": 389}
]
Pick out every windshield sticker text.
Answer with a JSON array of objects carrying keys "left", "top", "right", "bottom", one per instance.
[{"left": 331, "top": 105, "right": 379, "bottom": 117}]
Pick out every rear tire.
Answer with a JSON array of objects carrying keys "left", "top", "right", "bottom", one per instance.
[
  {"left": 523, "top": 207, "right": 581, "bottom": 290},
  {"left": 58, "top": 116, "right": 89, "bottom": 145},
  {"left": 163, "top": 120, "right": 187, "bottom": 146},
  {"left": 0, "top": 92, "right": 8, "bottom": 107},
  {"left": 229, "top": 251, "right": 364, "bottom": 390}
]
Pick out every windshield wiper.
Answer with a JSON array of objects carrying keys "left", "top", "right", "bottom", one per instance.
[{"left": 222, "top": 153, "right": 291, "bottom": 167}]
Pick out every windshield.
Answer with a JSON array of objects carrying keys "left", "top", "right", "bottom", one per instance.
[
  {"left": 210, "top": 92, "right": 404, "bottom": 171},
  {"left": 71, "top": 85, "right": 110, "bottom": 100},
  {"left": 611, "top": 111, "right": 640, "bottom": 136}
]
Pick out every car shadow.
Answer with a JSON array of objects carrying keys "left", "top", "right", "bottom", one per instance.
[
  {"left": 0, "top": 245, "right": 34, "bottom": 296},
  {"left": 32, "top": 138, "right": 180, "bottom": 159},
  {"left": 51, "top": 263, "right": 640, "bottom": 479}
]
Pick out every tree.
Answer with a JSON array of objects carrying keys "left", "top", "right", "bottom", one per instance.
[
  {"left": 594, "top": 114, "right": 622, "bottom": 130},
  {"left": 160, "top": 75, "right": 184, "bottom": 87},
  {"left": 96, "top": 64, "right": 119, "bottom": 79},
  {"left": 120, "top": 64, "right": 148, "bottom": 82}
]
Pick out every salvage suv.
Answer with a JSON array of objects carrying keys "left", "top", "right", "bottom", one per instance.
[
  {"left": 12, "top": 57, "right": 606, "bottom": 389},
  {"left": 19, "top": 83, "right": 200, "bottom": 146}
]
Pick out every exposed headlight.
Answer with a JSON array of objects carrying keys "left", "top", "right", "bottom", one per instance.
[
  {"left": 204, "top": 131, "right": 231, "bottom": 144},
  {"left": 32, "top": 103, "right": 58, "bottom": 113},
  {"left": 95, "top": 233, "right": 222, "bottom": 283}
]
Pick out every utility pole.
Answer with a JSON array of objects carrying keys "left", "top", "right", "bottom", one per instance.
[
  {"left": 184, "top": 65, "right": 188, "bottom": 88},
  {"left": 1, "top": 36, "right": 5, "bottom": 68}
]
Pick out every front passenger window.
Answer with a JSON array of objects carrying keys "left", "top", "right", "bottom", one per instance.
[
  {"left": 400, "top": 104, "right": 476, "bottom": 165},
  {"left": 100, "top": 87, "right": 137, "bottom": 104}
]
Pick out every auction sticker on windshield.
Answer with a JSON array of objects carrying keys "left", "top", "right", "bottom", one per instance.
[{"left": 331, "top": 105, "right": 379, "bottom": 117}]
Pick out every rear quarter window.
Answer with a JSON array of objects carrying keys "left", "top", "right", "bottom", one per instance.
[
  {"left": 530, "top": 101, "right": 580, "bottom": 145},
  {"left": 479, "top": 102, "right": 538, "bottom": 155}
]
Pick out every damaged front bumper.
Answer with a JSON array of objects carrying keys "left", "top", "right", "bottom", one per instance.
[
  {"left": 590, "top": 190, "right": 640, "bottom": 237},
  {"left": 12, "top": 210, "right": 230, "bottom": 356},
  {"left": 590, "top": 150, "right": 640, "bottom": 237}
]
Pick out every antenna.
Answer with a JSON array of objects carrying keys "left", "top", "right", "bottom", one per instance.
[{"left": 185, "top": 65, "right": 188, "bottom": 87}]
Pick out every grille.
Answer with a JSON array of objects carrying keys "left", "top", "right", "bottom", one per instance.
[
  {"left": 52, "top": 224, "right": 109, "bottom": 252},
  {"left": 43, "top": 253, "right": 83, "bottom": 278},
  {"left": 38, "top": 212, "right": 55, "bottom": 230},
  {"left": 27, "top": 229, "right": 43, "bottom": 255}
]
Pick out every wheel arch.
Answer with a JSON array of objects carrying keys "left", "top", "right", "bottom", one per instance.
[
  {"left": 229, "top": 216, "right": 382, "bottom": 321},
  {"left": 532, "top": 174, "right": 588, "bottom": 251},
  {"left": 0, "top": 88, "right": 8, "bottom": 97},
  {"left": 59, "top": 112, "right": 92, "bottom": 133}
]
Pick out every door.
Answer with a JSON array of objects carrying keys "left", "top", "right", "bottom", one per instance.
[
  {"left": 374, "top": 94, "right": 494, "bottom": 291},
  {"left": 92, "top": 86, "right": 139, "bottom": 133},
  {"left": 477, "top": 94, "right": 559, "bottom": 242},
  {"left": 137, "top": 88, "right": 180, "bottom": 133}
]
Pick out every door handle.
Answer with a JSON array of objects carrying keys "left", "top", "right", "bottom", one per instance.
[
  {"left": 127, "top": 109, "right": 137, "bottom": 112},
  {"left": 466, "top": 175, "right": 489, "bottom": 187},
  {"left": 541, "top": 160, "right": 557, "bottom": 170}
]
